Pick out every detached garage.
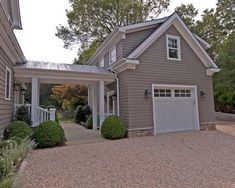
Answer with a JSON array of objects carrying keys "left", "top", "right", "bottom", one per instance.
[{"left": 152, "top": 84, "right": 200, "bottom": 134}]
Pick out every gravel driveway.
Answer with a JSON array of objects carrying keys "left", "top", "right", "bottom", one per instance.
[{"left": 23, "top": 131, "right": 235, "bottom": 188}]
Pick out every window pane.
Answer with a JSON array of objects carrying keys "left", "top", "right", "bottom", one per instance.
[
  {"left": 110, "top": 48, "right": 116, "bottom": 64},
  {"left": 169, "top": 49, "right": 178, "bottom": 59}
]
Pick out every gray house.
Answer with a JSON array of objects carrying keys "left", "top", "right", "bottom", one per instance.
[
  {"left": 1, "top": 5, "right": 219, "bottom": 137},
  {"left": 86, "top": 12, "right": 219, "bottom": 136},
  {"left": 0, "top": 0, "right": 26, "bottom": 134}
]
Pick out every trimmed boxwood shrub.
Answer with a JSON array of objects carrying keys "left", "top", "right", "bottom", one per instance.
[
  {"left": 14, "top": 105, "right": 31, "bottom": 125},
  {"left": 33, "top": 121, "right": 65, "bottom": 148},
  {"left": 86, "top": 115, "right": 93, "bottom": 129},
  {"left": 3, "top": 121, "right": 33, "bottom": 140},
  {"left": 101, "top": 115, "right": 126, "bottom": 139}
]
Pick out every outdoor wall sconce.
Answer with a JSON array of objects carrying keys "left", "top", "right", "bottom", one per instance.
[
  {"left": 200, "top": 91, "right": 206, "bottom": 98},
  {"left": 144, "top": 89, "right": 151, "bottom": 96}
]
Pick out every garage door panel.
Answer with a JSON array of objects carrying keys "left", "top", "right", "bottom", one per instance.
[{"left": 154, "top": 87, "right": 198, "bottom": 133}]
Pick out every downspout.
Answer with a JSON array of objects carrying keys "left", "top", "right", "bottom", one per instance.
[{"left": 111, "top": 70, "right": 120, "bottom": 116}]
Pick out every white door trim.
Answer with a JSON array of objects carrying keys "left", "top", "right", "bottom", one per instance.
[
  {"left": 152, "top": 84, "right": 200, "bottom": 135},
  {"left": 106, "top": 90, "right": 115, "bottom": 114}
]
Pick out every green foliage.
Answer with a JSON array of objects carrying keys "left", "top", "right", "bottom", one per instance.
[
  {"left": 33, "top": 121, "right": 65, "bottom": 148},
  {"left": 101, "top": 115, "right": 126, "bottom": 139},
  {"left": 56, "top": 0, "right": 169, "bottom": 61},
  {"left": 3, "top": 121, "right": 33, "bottom": 141},
  {"left": 14, "top": 106, "right": 31, "bottom": 125},
  {"left": 86, "top": 115, "right": 93, "bottom": 129},
  {"left": 175, "top": 4, "right": 198, "bottom": 29},
  {"left": 74, "top": 105, "right": 91, "bottom": 124},
  {"left": 0, "top": 138, "right": 35, "bottom": 184}
]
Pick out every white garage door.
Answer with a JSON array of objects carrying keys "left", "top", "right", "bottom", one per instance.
[{"left": 153, "top": 86, "right": 199, "bottom": 133}]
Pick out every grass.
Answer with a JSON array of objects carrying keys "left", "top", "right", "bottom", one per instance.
[{"left": 57, "top": 112, "right": 74, "bottom": 123}]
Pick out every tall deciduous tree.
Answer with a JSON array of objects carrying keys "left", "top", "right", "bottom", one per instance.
[
  {"left": 56, "top": 0, "right": 170, "bottom": 63},
  {"left": 175, "top": 3, "right": 198, "bottom": 30}
]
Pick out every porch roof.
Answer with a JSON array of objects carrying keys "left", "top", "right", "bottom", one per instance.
[{"left": 15, "top": 61, "right": 115, "bottom": 84}]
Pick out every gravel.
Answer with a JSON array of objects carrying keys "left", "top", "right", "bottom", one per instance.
[{"left": 23, "top": 131, "right": 235, "bottom": 188}]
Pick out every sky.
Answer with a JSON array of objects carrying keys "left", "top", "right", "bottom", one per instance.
[{"left": 14, "top": 0, "right": 217, "bottom": 64}]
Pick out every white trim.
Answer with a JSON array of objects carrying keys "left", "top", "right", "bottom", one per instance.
[
  {"left": 99, "top": 56, "right": 104, "bottom": 67},
  {"left": 106, "top": 90, "right": 115, "bottom": 114},
  {"left": 127, "top": 13, "right": 218, "bottom": 69},
  {"left": 5, "top": 66, "right": 11, "bottom": 100},
  {"left": 152, "top": 84, "right": 200, "bottom": 135},
  {"left": 166, "top": 35, "right": 181, "bottom": 61},
  {"left": 109, "top": 45, "right": 117, "bottom": 65},
  {"left": 206, "top": 68, "right": 220, "bottom": 75},
  {"left": 194, "top": 34, "right": 211, "bottom": 49},
  {"left": 109, "top": 58, "right": 139, "bottom": 73}
]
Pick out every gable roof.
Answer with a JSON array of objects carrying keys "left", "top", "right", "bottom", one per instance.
[{"left": 127, "top": 12, "right": 218, "bottom": 69}]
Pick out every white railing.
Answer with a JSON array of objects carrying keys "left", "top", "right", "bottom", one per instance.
[
  {"left": 14, "top": 104, "right": 31, "bottom": 115},
  {"left": 37, "top": 106, "right": 49, "bottom": 124},
  {"left": 14, "top": 104, "right": 56, "bottom": 126}
]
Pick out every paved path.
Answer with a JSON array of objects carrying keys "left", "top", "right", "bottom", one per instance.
[
  {"left": 61, "top": 122, "right": 105, "bottom": 145},
  {"left": 216, "top": 121, "right": 235, "bottom": 136},
  {"left": 23, "top": 131, "right": 235, "bottom": 188}
]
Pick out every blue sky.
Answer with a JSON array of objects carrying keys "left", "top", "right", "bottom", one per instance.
[{"left": 14, "top": 0, "right": 217, "bottom": 64}]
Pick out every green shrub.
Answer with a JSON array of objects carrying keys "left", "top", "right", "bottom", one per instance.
[
  {"left": 33, "top": 121, "right": 65, "bottom": 148},
  {"left": 0, "top": 138, "right": 35, "bottom": 182},
  {"left": 83, "top": 105, "right": 91, "bottom": 118},
  {"left": 14, "top": 106, "right": 31, "bottom": 125},
  {"left": 86, "top": 115, "right": 93, "bottom": 129},
  {"left": 3, "top": 121, "right": 33, "bottom": 141},
  {"left": 101, "top": 115, "right": 126, "bottom": 139}
]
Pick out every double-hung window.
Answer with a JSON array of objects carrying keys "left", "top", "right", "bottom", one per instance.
[
  {"left": 109, "top": 46, "right": 116, "bottom": 65},
  {"left": 99, "top": 56, "right": 104, "bottom": 67},
  {"left": 5, "top": 66, "right": 11, "bottom": 100},
  {"left": 166, "top": 35, "right": 181, "bottom": 60}
]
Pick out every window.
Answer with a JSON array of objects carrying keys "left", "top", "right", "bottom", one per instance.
[
  {"left": 166, "top": 35, "right": 181, "bottom": 60},
  {"left": 174, "top": 89, "right": 191, "bottom": 97},
  {"left": 5, "top": 67, "right": 11, "bottom": 100},
  {"left": 154, "top": 89, "right": 171, "bottom": 97},
  {"left": 99, "top": 56, "right": 104, "bottom": 67},
  {"left": 109, "top": 46, "right": 116, "bottom": 65}
]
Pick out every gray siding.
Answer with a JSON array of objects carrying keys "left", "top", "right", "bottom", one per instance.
[
  {"left": 119, "top": 25, "right": 215, "bottom": 129},
  {"left": 0, "top": 47, "right": 14, "bottom": 134},
  {"left": 122, "top": 27, "right": 157, "bottom": 57}
]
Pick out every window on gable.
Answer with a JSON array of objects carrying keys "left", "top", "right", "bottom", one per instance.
[
  {"left": 110, "top": 46, "right": 116, "bottom": 65},
  {"left": 167, "top": 35, "right": 181, "bottom": 60},
  {"left": 99, "top": 56, "right": 104, "bottom": 67},
  {"left": 5, "top": 67, "right": 11, "bottom": 100}
]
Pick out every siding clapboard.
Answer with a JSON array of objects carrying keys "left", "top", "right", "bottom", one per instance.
[{"left": 119, "top": 25, "right": 215, "bottom": 129}]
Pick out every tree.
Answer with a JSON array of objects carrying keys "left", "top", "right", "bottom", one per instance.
[
  {"left": 56, "top": 0, "right": 170, "bottom": 63},
  {"left": 175, "top": 4, "right": 198, "bottom": 30},
  {"left": 51, "top": 84, "right": 88, "bottom": 110}
]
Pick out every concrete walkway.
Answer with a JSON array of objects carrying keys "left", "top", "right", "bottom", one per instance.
[
  {"left": 216, "top": 121, "right": 235, "bottom": 136},
  {"left": 61, "top": 122, "right": 106, "bottom": 145}
]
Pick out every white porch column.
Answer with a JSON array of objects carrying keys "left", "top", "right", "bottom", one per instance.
[
  {"left": 92, "top": 86, "right": 97, "bottom": 130},
  {"left": 99, "top": 80, "right": 105, "bottom": 128},
  {"left": 31, "top": 77, "right": 39, "bottom": 127}
]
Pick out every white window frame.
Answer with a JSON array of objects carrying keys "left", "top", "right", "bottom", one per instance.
[
  {"left": 5, "top": 66, "right": 11, "bottom": 100},
  {"left": 99, "top": 56, "right": 104, "bottom": 67},
  {"left": 107, "top": 90, "right": 115, "bottom": 114},
  {"left": 166, "top": 35, "right": 181, "bottom": 61},
  {"left": 109, "top": 46, "right": 116, "bottom": 65}
]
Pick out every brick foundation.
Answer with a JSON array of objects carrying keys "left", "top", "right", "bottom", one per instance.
[
  {"left": 200, "top": 122, "right": 216, "bottom": 130},
  {"left": 127, "top": 128, "right": 154, "bottom": 138}
]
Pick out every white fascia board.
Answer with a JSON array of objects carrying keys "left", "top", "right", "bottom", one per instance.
[
  {"left": 118, "top": 17, "right": 167, "bottom": 32},
  {"left": 109, "top": 58, "right": 139, "bottom": 73},
  {"left": 194, "top": 34, "right": 211, "bottom": 49},
  {"left": 206, "top": 68, "right": 221, "bottom": 75},
  {"left": 127, "top": 12, "right": 218, "bottom": 70}
]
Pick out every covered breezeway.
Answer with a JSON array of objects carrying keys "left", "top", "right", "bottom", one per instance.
[{"left": 14, "top": 61, "right": 116, "bottom": 129}]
